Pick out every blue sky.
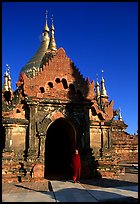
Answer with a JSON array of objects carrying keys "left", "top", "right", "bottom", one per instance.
[{"left": 2, "top": 2, "right": 138, "bottom": 134}]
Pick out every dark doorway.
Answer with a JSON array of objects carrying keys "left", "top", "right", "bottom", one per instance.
[{"left": 45, "top": 118, "right": 76, "bottom": 180}]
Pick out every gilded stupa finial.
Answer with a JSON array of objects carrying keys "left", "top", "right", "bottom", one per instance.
[
  {"left": 48, "top": 14, "right": 57, "bottom": 51},
  {"left": 101, "top": 69, "right": 104, "bottom": 80},
  {"left": 42, "top": 9, "right": 50, "bottom": 46},
  {"left": 95, "top": 73, "right": 100, "bottom": 98},
  {"left": 96, "top": 73, "right": 99, "bottom": 83},
  {"left": 3, "top": 64, "right": 12, "bottom": 91},
  {"left": 6, "top": 64, "right": 10, "bottom": 75},
  {"left": 100, "top": 69, "right": 108, "bottom": 97},
  {"left": 46, "top": 10, "right": 48, "bottom": 19},
  {"left": 44, "top": 10, "right": 49, "bottom": 32},
  {"left": 118, "top": 107, "right": 123, "bottom": 121},
  {"left": 51, "top": 14, "right": 55, "bottom": 30}
]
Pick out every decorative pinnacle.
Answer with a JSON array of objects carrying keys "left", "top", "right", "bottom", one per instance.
[
  {"left": 48, "top": 14, "right": 57, "bottom": 51},
  {"left": 118, "top": 107, "right": 123, "bottom": 121},
  {"left": 6, "top": 64, "right": 10, "bottom": 75},
  {"left": 101, "top": 69, "right": 104, "bottom": 79},
  {"left": 118, "top": 107, "right": 122, "bottom": 120},
  {"left": 95, "top": 73, "right": 100, "bottom": 98},
  {"left": 4, "top": 64, "right": 12, "bottom": 91},
  {"left": 45, "top": 10, "right": 48, "bottom": 20},
  {"left": 96, "top": 74, "right": 99, "bottom": 82},
  {"left": 100, "top": 69, "right": 108, "bottom": 97},
  {"left": 51, "top": 14, "right": 55, "bottom": 30},
  {"left": 45, "top": 10, "right": 48, "bottom": 26},
  {"left": 51, "top": 14, "right": 54, "bottom": 24},
  {"left": 44, "top": 9, "right": 49, "bottom": 32}
]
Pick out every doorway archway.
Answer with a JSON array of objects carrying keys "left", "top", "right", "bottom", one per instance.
[{"left": 45, "top": 117, "right": 76, "bottom": 180}]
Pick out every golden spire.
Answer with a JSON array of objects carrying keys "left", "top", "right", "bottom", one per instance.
[
  {"left": 95, "top": 74, "right": 100, "bottom": 98},
  {"left": 44, "top": 10, "right": 49, "bottom": 32},
  {"left": 3, "top": 64, "right": 12, "bottom": 91},
  {"left": 118, "top": 107, "right": 123, "bottom": 121},
  {"left": 3, "top": 71, "right": 9, "bottom": 91},
  {"left": 51, "top": 14, "right": 55, "bottom": 30},
  {"left": 100, "top": 70, "right": 108, "bottom": 97},
  {"left": 48, "top": 14, "right": 57, "bottom": 51},
  {"left": 42, "top": 10, "right": 50, "bottom": 47}
]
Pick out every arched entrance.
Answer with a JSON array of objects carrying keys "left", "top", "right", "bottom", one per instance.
[{"left": 45, "top": 117, "right": 76, "bottom": 180}]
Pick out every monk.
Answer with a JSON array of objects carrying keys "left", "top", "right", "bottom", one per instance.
[{"left": 71, "top": 149, "right": 81, "bottom": 183}]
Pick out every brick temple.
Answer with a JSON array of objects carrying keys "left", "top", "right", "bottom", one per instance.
[{"left": 2, "top": 13, "right": 138, "bottom": 183}]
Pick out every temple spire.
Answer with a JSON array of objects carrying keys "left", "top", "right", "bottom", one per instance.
[
  {"left": 48, "top": 14, "right": 57, "bottom": 51},
  {"left": 100, "top": 70, "right": 108, "bottom": 97},
  {"left": 42, "top": 10, "right": 50, "bottom": 47},
  {"left": 3, "top": 64, "right": 12, "bottom": 91},
  {"left": 44, "top": 10, "right": 49, "bottom": 32},
  {"left": 95, "top": 74, "right": 100, "bottom": 99},
  {"left": 118, "top": 107, "right": 123, "bottom": 121}
]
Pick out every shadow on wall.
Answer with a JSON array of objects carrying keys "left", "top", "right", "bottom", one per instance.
[
  {"left": 43, "top": 58, "right": 101, "bottom": 180},
  {"left": 64, "top": 61, "right": 100, "bottom": 179},
  {"left": 81, "top": 148, "right": 101, "bottom": 179}
]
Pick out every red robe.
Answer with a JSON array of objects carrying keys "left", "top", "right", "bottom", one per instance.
[{"left": 71, "top": 153, "right": 81, "bottom": 181}]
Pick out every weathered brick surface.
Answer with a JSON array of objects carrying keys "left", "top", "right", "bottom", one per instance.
[
  {"left": 19, "top": 48, "right": 93, "bottom": 101},
  {"left": 112, "top": 131, "right": 138, "bottom": 163},
  {"left": 32, "top": 164, "right": 44, "bottom": 178}
]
